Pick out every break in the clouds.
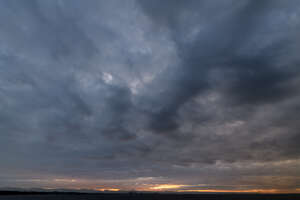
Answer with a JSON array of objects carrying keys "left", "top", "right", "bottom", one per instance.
[{"left": 1, "top": 0, "right": 300, "bottom": 192}]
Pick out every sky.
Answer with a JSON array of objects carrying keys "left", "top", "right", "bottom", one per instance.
[{"left": 0, "top": 0, "right": 300, "bottom": 193}]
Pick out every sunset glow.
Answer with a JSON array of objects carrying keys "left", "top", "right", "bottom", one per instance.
[
  {"left": 176, "top": 189, "right": 298, "bottom": 194},
  {"left": 95, "top": 188, "right": 121, "bottom": 192},
  {"left": 149, "top": 184, "right": 186, "bottom": 190}
]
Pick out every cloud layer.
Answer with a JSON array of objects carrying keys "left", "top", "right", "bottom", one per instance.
[{"left": 1, "top": 0, "right": 300, "bottom": 191}]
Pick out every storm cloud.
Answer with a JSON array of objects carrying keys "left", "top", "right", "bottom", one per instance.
[{"left": 1, "top": 0, "right": 300, "bottom": 192}]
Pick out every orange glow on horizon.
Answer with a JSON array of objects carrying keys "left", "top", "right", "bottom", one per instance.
[
  {"left": 36, "top": 185, "right": 300, "bottom": 194},
  {"left": 149, "top": 184, "right": 186, "bottom": 190},
  {"left": 95, "top": 188, "right": 120, "bottom": 192},
  {"left": 176, "top": 189, "right": 299, "bottom": 194},
  {"left": 145, "top": 184, "right": 300, "bottom": 194}
]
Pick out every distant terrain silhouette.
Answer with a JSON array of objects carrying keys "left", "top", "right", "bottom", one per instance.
[{"left": 1, "top": 191, "right": 300, "bottom": 200}]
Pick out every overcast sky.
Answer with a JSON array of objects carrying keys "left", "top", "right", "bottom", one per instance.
[{"left": 1, "top": 0, "right": 300, "bottom": 193}]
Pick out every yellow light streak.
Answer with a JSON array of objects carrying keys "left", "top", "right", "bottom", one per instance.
[
  {"left": 150, "top": 184, "right": 186, "bottom": 190},
  {"left": 177, "top": 189, "right": 296, "bottom": 193},
  {"left": 95, "top": 188, "right": 120, "bottom": 192}
]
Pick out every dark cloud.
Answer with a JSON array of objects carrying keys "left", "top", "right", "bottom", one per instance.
[{"left": 0, "top": 0, "right": 300, "bottom": 191}]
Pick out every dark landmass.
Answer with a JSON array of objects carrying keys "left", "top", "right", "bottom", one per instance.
[{"left": 1, "top": 191, "right": 300, "bottom": 200}]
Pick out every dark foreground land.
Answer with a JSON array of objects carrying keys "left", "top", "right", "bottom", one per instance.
[{"left": 1, "top": 191, "right": 300, "bottom": 200}]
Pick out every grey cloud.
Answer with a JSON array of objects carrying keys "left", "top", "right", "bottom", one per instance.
[{"left": 1, "top": 0, "right": 300, "bottom": 191}]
